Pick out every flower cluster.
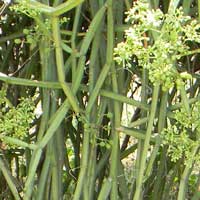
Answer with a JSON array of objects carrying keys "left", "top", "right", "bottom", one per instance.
[
  {"left": 10, "top": 0, "right": 41, "bottom": 19},
  {"left": 0, "top": 86, "right": 35, "bottom": 148},
  {"left": 114, "top": 0, "right": 200, "bottom": 91},
  {"left": 161, "top": 103, "right": 200, "bottom": 167}
]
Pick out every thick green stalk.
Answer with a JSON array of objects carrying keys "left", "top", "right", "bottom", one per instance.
[
  {"left": 144, "top": 136, "right": 161, "bottom": 179},
  {"left": 86, "top": 63, "right": 112, "bottom": 113},
  {"left": 116, "top": 126, "right": 157, "bottom": 142},
  {"left": 0, "top": 75, "right": 61, "bottom": 89},
  {"left": 38, "top": 59, "right": 86, "bottom": 151},
  {"left": 198, "top": 0, "right": 200, "bottom": 20},
  {"left": 133, "top": 83, "right": 160, "bottom": 200},
  {"left": 24, "top": 149, "right": 43, "bottom": 200},
  {"left": 37, "top": 39, "right": 51, "bottom": 141},
  {"left": 73, "top": 123, "right": 90, "bottom": 200},
  {"left": 152, "top": 92, "right": 168, "bottom": 199},
  {"left": 0, "top": 75, "right": 150, "bottom": 110},
  {"left": 84, "top": 130, "right": 97, "bottom": 200},
  {"left": 177, "top": 145, "right": 199, "bottom": 200},
  {"left": 79, "top": 5, "right": 106, "bottom": 56},
  {"left": 113, "top": 0, "right": 125, "bottom": 94},
  {"left": 0, "top": 158, "right": 21, "bottom": 200},
  {"left": 129, "top": 117, "right": 149, "bottom": 127},
  {"left": 97, "top": 178, "right": 112, "bottom": 200},
  {"left": 118, "top": 160, "right": 129, "bottom": 199},
  {"left": 24, "top": 100, "right": 69, "bottom": 200},
  {"left": 130, "top": 67, "right": 148, "bottom": 200},
  {"left": 107, "top": 0, "right": 121, "bottom": 197},
  {"left": 49, "top": 95, "right": 62, "bottom": 200},
  {"left": 24, "top": 35, "right": 52, "bottom": 199},
  {"left": 71, "top": 5, "right": 82, "bottom": 83},
  {"left": 36, "top": 155, "right": 50, "bottom": 200},
  {"left": 86, "top": 12, "right": 103, "bottom": 198},
  {"left": 88, "top": 33, "right": 101, "bottom": 93},
  {"left": 51, "top": 141, "right": 60, "bottom": 200},
  {"left": 52, "top": 0, "right": 84, "bottom": 16},
  {"left": 100, "top": 90, "right": 150, "bottom": 110},
  {"left": 74, "top": 4, "right": 107, "bottom": 200},
  {"left": 52, "top": 16, "right": 81, "bottom": 113},
  {"left": 179, "top": 84, "right": 191, "bottom": 114},
  {"left": 38, "top": 100, "right": 70, "bottom": 148},
  {"left": 0, "top": 135, "right": 37, "bottom": 149}
]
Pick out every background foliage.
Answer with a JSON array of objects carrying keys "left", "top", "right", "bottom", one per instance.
[{"left": 0, "top": 0, "right": 200, "bottom": 199}]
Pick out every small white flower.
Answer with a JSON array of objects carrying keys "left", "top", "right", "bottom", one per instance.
[{"left": 146, "top": 11, "right": 161, "bottom": 27}]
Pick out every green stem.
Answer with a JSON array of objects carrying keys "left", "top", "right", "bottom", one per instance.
[
  {"left": 116, "top": 126, "right": 158, "bottom": 142},
  {"left": 36, "top": 155, "right": 50, "bottom": 200},
  {"left": 177, "top": 145, "right": 199, "bottom": 200},
  {"left": 86, "top": 63, "right": 112, "bottom": 113},
  {"left": 73, "top": 123, "right": 90, "bottom": 200},
  {"left": 97, "top": 178, "right": 112, "bottom": 200},
  {"left": 0, "top": 75, "right": 150, "bottom": 110},
  {"left": 128, "top": 117, "right": 149, "bottom": 128},
  {"left": 0, "top": 158, "right": 21, "bottom": 200},
  {"left": 133, "top": 83, "right": 160, "bottom": 200},
  {"left": 71, "top": 5, "right": 82, "bottom": 83},
  {"left": 52, "top": 16, "right": 81, "bottom": 113},
  {"left": 152, "top": 92, "right": 168, "bottom": 199},
  {"left": 198, "top": 0, "right": 200, "bottom": 20},
  {"left": 178, "top": 84, "right": 190, "bottom": 114},
  {"left": 106, "top": 0, "right": 121, "bottom": 199},
  {"left": 0, "top": 135, "right": 37, "bottom": 149},
  {"left": 24, "top": 149, "right": 43, "bottom": 200},
  {"left": 52, "top": 0, "right": 84, "bottom": 16}
]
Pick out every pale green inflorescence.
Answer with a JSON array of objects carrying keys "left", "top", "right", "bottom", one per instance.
[
  {"left": 114, "top": 0, "right": 200, "bottom": 91},
  {"left": 161, "top": 102, "right": 200, "bottom": 167},
  {"left": 10, "top": 0, "right": 41, "bottom": 19},
  {"left": 0, "top": 85, "right": 35, "bottom": 148}
]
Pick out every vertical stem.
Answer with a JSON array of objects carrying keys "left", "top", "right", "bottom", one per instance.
[
  {"left": 0, "top": 158, "right": 21, "bottom": 200},
  {"left": 71, "top": 5, "right": 82, "bottom": 83},
  {"left": 73, "top": 122, "right": 90, "bottom": 200},
  {"left": 24, "top": 149, "right": 43, "bottom": 200},
  {"left": 177, "top": 145, "right": 199, "bottom": 200},
  {"left": 198, "top": 0, "right": 200, "bottom": 20},
  {"left": 130, "top": 68, "right": 148, "bottom": 200},
  {"left": 36, "top": 154, "right": 50, "bottom": 200},
  {"left": 133, "top": 83, "right": 160, "bottom": 200},
  {"left": 97, "top": 178, "right": 112, "bottom": 200},
  {"left": 52, "top": 16, "right": 81, "bottom": 113},
  {"left": 179, "top": 84, "right": 190, "bottom": 114},
  {"left": 50, "top": 94, "right": 62, "bottom": 200},
  {"left": 152, "top": 92, "right": 168, "bottom": 199},
  {"left": 107, "top": 0, "right": 121, "bottom": 198}
]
